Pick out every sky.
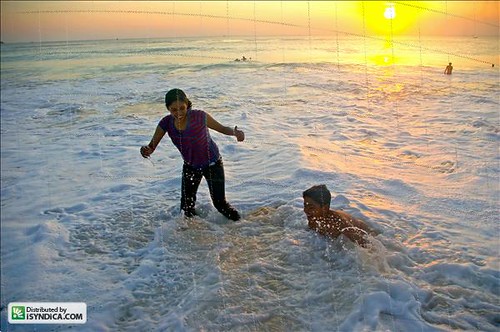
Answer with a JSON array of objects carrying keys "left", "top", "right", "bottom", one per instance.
[{"left": 0, "top": 1, "right": 498, "bottom": 43}]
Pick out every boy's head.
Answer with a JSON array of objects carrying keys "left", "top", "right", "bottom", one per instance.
[
  {"left": 303, "top": 185, "right": 331, "bottom": 219},
  {"left": 165, "top": 88, "right": 192, "bottom": 109}
]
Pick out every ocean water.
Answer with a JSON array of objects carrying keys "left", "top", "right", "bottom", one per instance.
[{"left": 1, "top": 36, "right": 499, "bottom": 331}]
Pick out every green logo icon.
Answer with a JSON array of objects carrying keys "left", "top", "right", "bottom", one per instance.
[{"left": 11, "top": 306, "right": 26, "bottom": 320}]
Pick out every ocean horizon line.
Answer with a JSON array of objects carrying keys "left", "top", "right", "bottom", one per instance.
[{"left": 1, "top": 33, "right": 497, "bottom": 46}]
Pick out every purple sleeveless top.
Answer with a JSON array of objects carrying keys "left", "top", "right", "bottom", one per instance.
[{"left": 158, "top": 109, "right": 220, "bottom": 169}]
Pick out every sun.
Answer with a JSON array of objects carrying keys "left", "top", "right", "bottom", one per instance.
[
  {"left": 384, "top": 3, "right": 396, "bottom": 20},
  {"left": 354, "top": 1, "right": 430, "bottom": 36}
]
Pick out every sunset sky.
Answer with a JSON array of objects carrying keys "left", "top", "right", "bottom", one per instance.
[{"left": 0, "top": 1, "right": 498, "bottom": 42}]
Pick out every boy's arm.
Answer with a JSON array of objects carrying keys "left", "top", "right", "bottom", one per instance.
[
  {"left": 206, "top": 113, "right": 245, "bottom": 141},
  {"left": 334, "top": 211, "right": 372, "bottom": 247},
  {"left": 351, "top": 217, "right": 379, "bottom": 236},
  {"left": 338, "top": 210, "right": 378, "bottom": 236},
  {"left": 340, "top": 226, "right": 370, "bottom": 247}
]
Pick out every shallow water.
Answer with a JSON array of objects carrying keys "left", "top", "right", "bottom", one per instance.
[{"left": 1, "top": 36, "right": 499, "bottom": 331}]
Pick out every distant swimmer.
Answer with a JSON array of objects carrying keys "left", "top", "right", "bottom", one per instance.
[
  {"left": 303, "top": 185, "right": 378, "bottom": 247},
  {"left": 444, "top": 62, "right": 453, "bottom": 75},
  {"left": 234, "top": 56, "right": 249, "bottom": 62}
]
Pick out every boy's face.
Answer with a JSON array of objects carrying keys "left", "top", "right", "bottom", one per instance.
[
  {"left": 303, "top": 196, "right": 325, "bottom": 220},
  {"left": 168, "top": 100, "right": 188, "bottom": 122}
]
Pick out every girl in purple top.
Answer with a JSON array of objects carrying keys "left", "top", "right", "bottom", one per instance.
[{"left": 141, "top": 89, "right": 245, "bottom": 221}]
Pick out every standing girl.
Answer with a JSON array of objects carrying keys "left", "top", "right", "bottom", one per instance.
[{"left": 141, "top": 89, "right": 244, "bottom": 221}]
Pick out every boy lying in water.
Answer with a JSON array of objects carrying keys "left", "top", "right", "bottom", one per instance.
[{"left": 303, "top": 185, "right": 378, "bottom": 247}]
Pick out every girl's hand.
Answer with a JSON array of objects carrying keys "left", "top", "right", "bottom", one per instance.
[
  {"left": 140, "top": 145, "right": 154, "bottom": 158},
  {"left": 234, "top": 126, "right": 245, "bottom": 142}
]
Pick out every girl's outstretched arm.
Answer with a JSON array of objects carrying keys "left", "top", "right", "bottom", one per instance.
[
  {"left": 206, "top": 113, "right": 245, "bottom": 142},
  {"left": 141, "top": 125, "right": 165, "bottom": 158}
]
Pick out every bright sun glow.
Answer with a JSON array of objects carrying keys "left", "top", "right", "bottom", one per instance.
[
  {"left": 357, "top": 1, "right": 426, "bottom": 36},
  {"left": 384, "top": 3, "right": 396, "bottom": 19}
]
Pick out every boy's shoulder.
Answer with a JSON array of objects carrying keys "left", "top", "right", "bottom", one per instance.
[
  {"left": 332, "top": 209, "right": 350, "bottom": 219},
  {"left": 328, "top": 209, "right": 353, "bottom": 225}
]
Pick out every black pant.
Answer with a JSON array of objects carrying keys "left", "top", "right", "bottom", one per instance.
[{"left": 181, "top": 159, "right": 240, "bottom": 221}]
